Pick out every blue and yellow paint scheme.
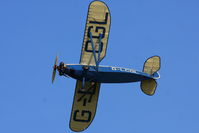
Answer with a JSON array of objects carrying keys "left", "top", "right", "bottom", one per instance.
[
  {"left": 52, "top": 1, "right": 161, "bottom": 132},
  {"left": 62, "top": 64, "right": 159, "bottom": 83}
]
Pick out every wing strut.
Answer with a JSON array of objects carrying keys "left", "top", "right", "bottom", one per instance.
[{"left": 89, "top": 32, "right": 103, "bottom": 71}]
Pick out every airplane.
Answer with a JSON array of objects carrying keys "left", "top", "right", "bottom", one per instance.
[{"left": 52, "top": 1, "right": 161, "bottom": 132}]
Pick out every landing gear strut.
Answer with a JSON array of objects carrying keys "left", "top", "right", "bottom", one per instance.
[{"left": 80, "top": 66, "right": 90, "bottom": 91}]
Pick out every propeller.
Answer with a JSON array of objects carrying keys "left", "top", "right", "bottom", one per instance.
[{"left": 52, "top": 56, "right": 58, "bottom": 83}]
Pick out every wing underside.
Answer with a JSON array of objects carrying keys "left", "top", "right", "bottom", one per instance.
[
  {"left": 70, "top": 1, "right": 110, "bottom": 131},
  {"left": 80, "top": 1, "right": 111, "bottom": 66},
  {"left": 70, "top": 80, "right": 101, "bottom": 132}
]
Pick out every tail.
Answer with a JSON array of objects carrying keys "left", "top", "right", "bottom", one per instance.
[{"left": 141, "top": 56, "right": 161, "bottom": 96}]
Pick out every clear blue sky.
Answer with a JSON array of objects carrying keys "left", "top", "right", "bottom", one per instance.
[{"left": 1, "top": 0, "right": 199, "bottom": 133}]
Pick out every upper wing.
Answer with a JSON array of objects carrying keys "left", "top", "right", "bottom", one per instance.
[
  {"left": 79, "top": 1, "right": 111, "bottom": 66},
  {"left": 70, "top": 80, "right": 101, "bottom": 132}
]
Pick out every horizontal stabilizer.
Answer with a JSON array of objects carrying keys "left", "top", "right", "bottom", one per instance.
[
  {"left": 143, "top": 56, "right": 160, "bottom": 75},
  {"left": 141, "top": 79, "right": 157, "bottom": 96}
]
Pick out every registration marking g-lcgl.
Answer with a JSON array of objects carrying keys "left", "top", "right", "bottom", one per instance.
[{"left": 111, "top": 67, "right": 136, "bottom": 73}]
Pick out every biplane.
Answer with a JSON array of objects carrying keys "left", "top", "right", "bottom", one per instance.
[{"left": 52, "top": 1, "right": 161, "bottom": 132}]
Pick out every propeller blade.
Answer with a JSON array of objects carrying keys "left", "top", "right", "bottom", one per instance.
[
  {"left": 52, "top": 56, "right": 58, "bottom": 83},
  {"left": 55, "top": 55, "right": 58, "bottom": 66},
  {"left": 52, "top": 68, "right": 56, "bottom": 83}
]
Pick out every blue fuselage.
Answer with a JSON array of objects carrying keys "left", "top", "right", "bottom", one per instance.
[{"left": 63, "top": 64, "right": 153, "bottom": 83}]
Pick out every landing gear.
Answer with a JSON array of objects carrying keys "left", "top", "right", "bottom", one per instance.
[
  {"left": 80, "top": 80, "right": 96, "bottom": 92},
  {"left": 81, "top": 77, "right": 86, "bottom": 91},
  {"left": 80, "top": 66, "right": 90, "bottom": 91}
]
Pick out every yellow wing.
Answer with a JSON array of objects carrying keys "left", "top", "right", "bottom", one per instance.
[
  {"left": 80, "top": 1, "right": 111, "bottom": 66},
  {"left": 70, "top": 81, "right": 101, "bottom": 132}
]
